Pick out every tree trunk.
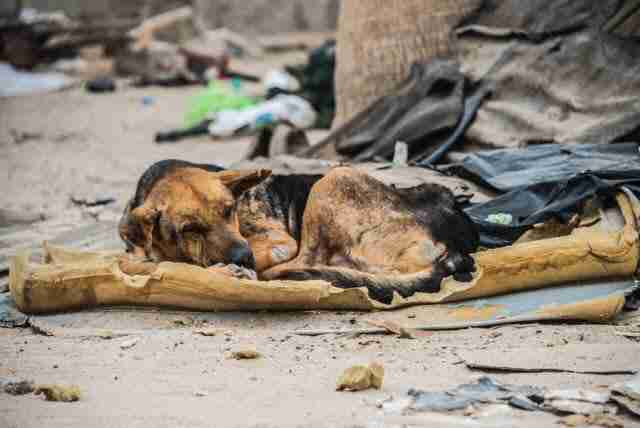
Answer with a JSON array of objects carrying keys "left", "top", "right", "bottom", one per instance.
[{"left": 333, "top": 0, "right": 480, "bottom": 128}]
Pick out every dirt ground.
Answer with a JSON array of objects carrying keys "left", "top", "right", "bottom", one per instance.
[{"left": 2, "top": 83, "right": 640, "bottom": 427}]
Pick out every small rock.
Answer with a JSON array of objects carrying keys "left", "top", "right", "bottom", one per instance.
[
  {"left": 2, "top": 380, "right": 34, "bottom": 395},
  {"left": 336, "top": 362, "right": 384, "bottom": 392},
  {"left": 96, "top": 330, "right": 114, "bottom": 339},
  {"left": 227, "top": 349, "right": 260, "bottom": 360},
  {"left": 559, "top": 414, "right": 623, "bottom": 428},
  {"left": 173, "top": 317, "right": 194, "bottom": 327},
  {"left": 34, "top": 384, "right": 81, "bottom": 402},
  {"left": 120, "top": 338, "right": 139, "bottom": 350},
  {"left": 194, "top": 390, "right": 208, "bottom": 397},
  {"left": 194, "top": 329, "right": 220, "bottom": 337}
]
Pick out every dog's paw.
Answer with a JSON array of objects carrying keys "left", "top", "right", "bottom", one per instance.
[{"left": 208, "top": 263, "right": 257, "bottom": 280}]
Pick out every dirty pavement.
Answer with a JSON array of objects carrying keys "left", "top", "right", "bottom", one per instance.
[{"left": 3, "top": 1, "right": 640, "bottom": 428}]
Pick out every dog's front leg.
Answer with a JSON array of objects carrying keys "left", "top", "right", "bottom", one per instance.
[
  {"left": 247, "top": 231, "right": 298, "bottom": 274},
  {"left": 207, "top": 263, "right": 257, "bottom": 280}
]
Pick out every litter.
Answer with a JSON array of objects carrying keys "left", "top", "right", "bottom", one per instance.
[
  {"left": 460, "top": 344, "right": 640, "bottom": 375},
  {"left": 392, "top": 142, "right": 409, "bottom": 167},
  {"left": 611, "top": 374, "right": 640, "bottom": 417},
  {"left": 207, "top": 94, "right": 316, "bottom": 138},
  {"left": 485, "top": 213, "right": 512, "bottom": 226},
  {"left": 402, "top": 376, "right": 544, "bottom": 413},
  {"left": 0, "top": 293, "right": 28, "bottom": 328},
  {"left": 85, "top": 77, "right": 116, "bottom": 93},
  {"left": 284, "top": 39, "right": 336, "bottom": 129},
  {"left": 0, "top": 62, "right": 75, "bottom": 97},
  {"left": 612, "top": 374, "right": 640, "bottom": 401},
  {"left": 386, "top": 376, "right": 635, "bottom": 421},
  {"left": 263, "top": 69, "right": 300, "bottom": 92},
  {"left": 119, "top": 338, "right": 139, "bottom": 350},
  {"left": 184, "top": 80, "right": 257, "bottom": 128}
]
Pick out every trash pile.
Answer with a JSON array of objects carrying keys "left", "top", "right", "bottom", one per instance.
[
  {"left": 1, "top": 4, "right": 336, "bottom": 141},
  {"left": 304, "top": 0, "right": 640, "bottom": 163},
  {"left": 378, "top": 375, "right": 640, "bottom": 425},
  {"left": 154, "top": 39, "right": 335, "bottom": 143}
]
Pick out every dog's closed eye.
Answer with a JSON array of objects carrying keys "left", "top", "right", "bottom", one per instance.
[
  {"left": 182, "top": 223, "right": 207, "bottom": 234},
  {"left": 222, "top": 206, "right": 233, "bottom": 219}
]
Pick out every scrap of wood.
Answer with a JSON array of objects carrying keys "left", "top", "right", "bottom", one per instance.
[
  {"left": 460, "top": 344, "right": 640, "bottom": 374},
  {"left": 127, "top": 6, "right": 193, "bottom": 51},
  {"left": 365, "top": 319, "right": 416, "bottom": 338},
  {"left": 611, "top": 393, "right": 640, "bottom": 417},
  {"left": 293, "top": 311, "right": 616, "bottom": 336}
]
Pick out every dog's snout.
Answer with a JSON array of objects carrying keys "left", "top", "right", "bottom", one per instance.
[{"left": 229, "top": 244, "right": 255, "bottom": 269}]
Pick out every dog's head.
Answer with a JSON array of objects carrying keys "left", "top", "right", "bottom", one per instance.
[{"left": 119, "top": 167, "right": 271, "bottom": 269}]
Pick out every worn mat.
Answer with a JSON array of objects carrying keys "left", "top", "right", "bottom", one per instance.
[{"left": 6, "top": 192, "right": 639, "bottom": 323}]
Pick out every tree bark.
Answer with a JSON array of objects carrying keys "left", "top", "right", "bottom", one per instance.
[{"left": 333, "top": 0, "right": 480, "bottom": 128}]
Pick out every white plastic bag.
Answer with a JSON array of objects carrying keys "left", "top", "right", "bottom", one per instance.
[{"left": 208, "top": 94, "right": 316, "bottom": 137}]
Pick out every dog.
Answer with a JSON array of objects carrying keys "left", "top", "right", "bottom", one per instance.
[{"left": 119, "top": 159, "right": 479, "bottom": 303}]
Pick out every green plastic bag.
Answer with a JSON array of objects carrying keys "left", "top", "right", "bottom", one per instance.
[{"left": 185, "top": 79, "right": 258, "bottom": 127}]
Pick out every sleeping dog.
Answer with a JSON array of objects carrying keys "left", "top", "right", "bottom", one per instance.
[{"left": 119, "top": 160, "right": 478, "bottom": 303}]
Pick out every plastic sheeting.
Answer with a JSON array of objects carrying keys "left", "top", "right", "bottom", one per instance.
[
  {"left": 453, "top": 143, "right": 640, "bottom": 192},
  {"left": 306, "top": 0, "right": 640, "bottom": 160},
  {"left": 454, "top": 144, "right": 640, "bottom": 247},
  {"left": 0, "top": 63, "right": 75, "bottom": 97}
]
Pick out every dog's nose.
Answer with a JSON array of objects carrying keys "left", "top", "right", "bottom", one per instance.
[{"left": 229, "top": 244, "right": 255, "bottom": 270}]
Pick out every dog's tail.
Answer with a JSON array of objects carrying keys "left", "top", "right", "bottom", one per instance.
[{"left": 274, "top": 253, "right": 476, "bottom": 305}]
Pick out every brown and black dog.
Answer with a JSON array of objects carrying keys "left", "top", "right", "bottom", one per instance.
[{"left": 119, "top": 159, "right": 478, "bottom": 303}]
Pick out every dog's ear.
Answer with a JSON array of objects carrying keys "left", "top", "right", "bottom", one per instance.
[
  {"left": 119, "top": 200, "right": 160, "bottom": 255},
  {"left": 118, "top": 200, "right": 142, "bottom": 252},
  {"left": 217, "top": 169, "right": 272, "bottom": 198}
]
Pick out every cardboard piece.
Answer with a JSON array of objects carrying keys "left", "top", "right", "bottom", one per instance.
[{"left": 8, "top": 193, "right": 640, "bottom": 315}]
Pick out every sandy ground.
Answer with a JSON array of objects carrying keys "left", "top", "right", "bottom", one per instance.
[
  {"left": 2, "top": 82, "right": 640, "bottom": 428},
  {"left": 0, "top": 83, "right": 251, "bottom": 223}
]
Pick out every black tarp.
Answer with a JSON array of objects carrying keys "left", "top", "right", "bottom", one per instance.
[
  {"left": 451, "top": 142, "right": 640, "bottom": 192},
  {"left": 466, "top": 172, "right": 640, "bottom": 247},
  {"left": 454, "top": 143, "right": 640, "bottom": 247},
  {"left": 304, "top": 59, "right": 470, "bottom": 161}
]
